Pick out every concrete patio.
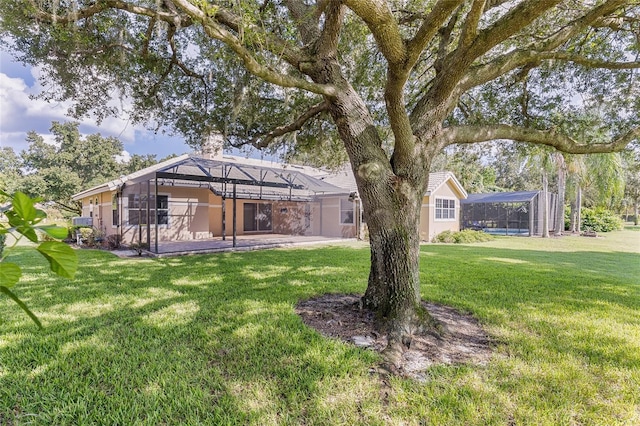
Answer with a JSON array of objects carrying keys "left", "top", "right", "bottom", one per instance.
[{"left": 138, "top": 234, "right": 355, "bottom": 257}]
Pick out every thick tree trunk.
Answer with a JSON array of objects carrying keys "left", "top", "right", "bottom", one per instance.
[
  {"left": 360, "top": 183, "right": 439, "bottom": 361},
  {"left": 361, "top": 191, "right": 428, "bottom": 325},
  {"left": 312, "top": 61, "right": 440, "bottom": 360}
]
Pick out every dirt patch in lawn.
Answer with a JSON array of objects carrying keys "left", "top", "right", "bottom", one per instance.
[{"left": 295, "top": 294, "right": 494, "bottom": 380}]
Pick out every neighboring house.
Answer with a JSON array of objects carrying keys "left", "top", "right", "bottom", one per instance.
[
  {"left": 71, "top": 147, "right": 467, "bottom": 252},
  {"left": 419, "top": 171, "right": 468, "bottom": 241},
  {"left": 460, "top": 191, "right": 558, "bottom": 236}
]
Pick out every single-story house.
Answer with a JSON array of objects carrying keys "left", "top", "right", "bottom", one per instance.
[
  {"left": 72, "top": 146, "right": 467, "bottom": 252},
  {"left": 460, "top": 190, "right": 558, "bottom": 236}
]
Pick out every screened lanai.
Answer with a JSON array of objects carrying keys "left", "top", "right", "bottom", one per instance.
[
  {"left": 101, "top": 155, "right": 350, "bottom": 254},
  {"left": 460, "top": 191, "right": 558, "bottom": 236}
]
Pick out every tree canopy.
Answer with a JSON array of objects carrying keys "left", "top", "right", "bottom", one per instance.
[
  {"left": 2, "top": 0, "right": 639, "bottom": 353},
  {"left": 2, "top": 122, "right": 170, "bottom": 215}
]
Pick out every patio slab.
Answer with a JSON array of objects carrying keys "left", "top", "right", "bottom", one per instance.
[{"left": 145, "top": 234, "right": 356, "bottom": 257}]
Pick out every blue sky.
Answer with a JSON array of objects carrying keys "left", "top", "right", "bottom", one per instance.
[{"left": 0, "top": 50, "right": 192, "bottom": 160}]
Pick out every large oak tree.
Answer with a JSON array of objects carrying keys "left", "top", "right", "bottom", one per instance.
[{"left": 2, "top": 0, "right": 639, "bottom": 358}]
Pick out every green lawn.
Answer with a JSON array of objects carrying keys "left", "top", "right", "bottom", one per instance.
[{"left": 1, "top": 231, "right": 639, "bottom": 425}]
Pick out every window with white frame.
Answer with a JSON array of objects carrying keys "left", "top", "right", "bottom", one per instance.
[
  {"left": 127, "top": 194, "right": 169, "bottom": 225},
  {"left": 340, "top": 199, "right": 354, "bottom": 224},
  {"left": 435, "top": 198, "right": 456, "bottom": 220}
]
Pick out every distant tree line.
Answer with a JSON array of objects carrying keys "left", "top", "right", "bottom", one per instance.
[
  {"left": 1, "top": 120, "right": 637, "bottom": 226},
  {"left": 0, "top": 121, "right": 178, "bottom": 215},
  {"left": 432, "top": 141, "right": 640, "bottom": 228}
]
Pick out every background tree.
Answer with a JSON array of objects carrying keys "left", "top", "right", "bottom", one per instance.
[
  {"left": 123, "top": 154, "right": 159, "bottom": 175},
  {"left": 0, "top": 147, "right": 23, "bottom": 199},
  {"left": 622, "top": 149, "right": 640, "bottom": 224},
  {"left": 430, "top": 143, "right": 500, "bottom": 193},
  {"left": 18, "top": 122, "right": 125, "bottom": 214},
  {"left": 2, "top": 1, "right": 639, "bottom": 359}
]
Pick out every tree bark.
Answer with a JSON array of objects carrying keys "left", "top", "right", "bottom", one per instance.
[
  {"left": 360, "top": 177, "right": 439, "bottom": 362},
  {"left": 323, "top": 84, "right": 439, "bottom": 353}
]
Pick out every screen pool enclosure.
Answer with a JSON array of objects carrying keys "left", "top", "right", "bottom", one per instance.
[{"left": 460, "top": 191, "right": 558, "bottom": 236}]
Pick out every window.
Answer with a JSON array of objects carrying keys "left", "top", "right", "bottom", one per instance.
[
  {"left": 340, "top": 199, "right": 354, "bottom": 224},
  {"left": 127, "top": 194, "right": 169, "bottom": 225},
  {"left": 243, "top": 203, "right": 272, "bottom": 232},
  {"left": 435, "top": 198, "right": 456, "bottom": 220}
]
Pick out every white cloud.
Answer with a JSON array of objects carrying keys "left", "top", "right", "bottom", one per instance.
[
  {"left": 0, "top": 55, "right": 190, "bottom": 158},
  {"left": 116, "top": 150, "right": 131, "bottom": 163}
]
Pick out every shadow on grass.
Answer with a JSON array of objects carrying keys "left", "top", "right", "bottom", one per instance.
[
  {"left": 1, "top": 246, "right": 381, "bottom": 424},
  {"left": 1, "top": 243, "right": 639, "bottom": 424}
]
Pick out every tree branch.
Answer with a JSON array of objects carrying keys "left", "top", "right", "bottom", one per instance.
[
  {"left": 27, "top": 0, "right": 191, "bottom": 26},
  {"left": 243, "top": 101, "right": 330, "bottom": 149},
  {"left": 466, "top": 0, "right": 562, "bottom": 60},
  {"left": 188, "top": 2, "right": 310, "bottom": 70},
  {"left": 315, "top": 2, "right": 346, "bottom": 59},
  {"left": 405, "top": 0, "right": 464, "bottom": 70},
  {"left": 459, "top": 0, "right": 486, "bottom": 48},
  {"left": 442, "top": 124, "right": 640, "bottom": 154},
  {"left": 343, "top": 0, "right": 406, "bottom": 66},
  {"left": 171, "top": 0, "right": 337, "bottom": 97},
  {"left": 459, "top": 0, "right": 637, "bottom": 91},
  {"left": 282, "top": 0, "right": 320, "bottom": 45},
  {"left": 534, "top": 52, "right": 640, "bottom": 69}
]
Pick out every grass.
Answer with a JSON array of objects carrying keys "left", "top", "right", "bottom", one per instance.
[{"left": 1, "top": 231, "right": 639, "bottom": 425}]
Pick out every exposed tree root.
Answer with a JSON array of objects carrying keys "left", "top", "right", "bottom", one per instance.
[{"left": 296, "top": 293, "right": 494, "bottom": 380}]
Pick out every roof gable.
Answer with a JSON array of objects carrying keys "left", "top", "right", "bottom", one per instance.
[{"left": 425, "top": 171, "right": 468, "bottom": 199}]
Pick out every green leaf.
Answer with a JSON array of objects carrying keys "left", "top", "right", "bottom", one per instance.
[
  {"left": 37, "top": 225, "right": 69, "bottom": 240},
  {"left": 36, "top": 241, "right": 78, "bottom": 279},
  {"left": 12, "top": 192, "right": 38, "bottom": 222},
  {"left": 17, "top": 226, "right": 39, "bottom": 243},
  {"left": 0, "top": 286, "right": 42, "bottom": 328},
  {"left": 0, "top": 263, "right": 22, "bottom": 288}
]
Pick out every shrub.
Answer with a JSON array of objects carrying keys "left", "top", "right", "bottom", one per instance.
[
  {"left": 432, "top": 229, "right": 493, "bottom": 243},
  {"left": 581, "top": 207, "right": 623, "bottom": 233},
  {"left": 0, "top": 233, "right": 5, "bottom": 257},
  {"left": 103, "top": 234, "right": 122, "bottom": 250},
  {"left": 432, "top": 230, "right": 455, "bottom": 243}
]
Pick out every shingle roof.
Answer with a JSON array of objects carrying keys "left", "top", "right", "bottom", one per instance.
[
  {"left": 317, "top": 167, "right": 467, "bottom": 198},
  {"left": 72, "top": 154, "right": 346, "bottom": 201},
  {"left": 72, "top": 154, "right": 466, "bottom": 201}
]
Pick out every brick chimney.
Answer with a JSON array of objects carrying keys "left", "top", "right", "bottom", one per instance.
[{"left": 201, "top": 132, "right": 224, "bottom": 160}]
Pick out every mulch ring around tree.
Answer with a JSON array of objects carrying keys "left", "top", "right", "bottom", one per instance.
[{"left": 295, "top": 294, "right": 494, "bottom": 381}]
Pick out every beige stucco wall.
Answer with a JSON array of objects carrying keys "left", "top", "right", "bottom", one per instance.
[
  {"left": 79, "top": 192, "right": 112, "bottom": 230},
  {"left": 419, "top": 180, "right": 464, "bottom": 241},
  {"left": 77, "top": 186, "right": 355, "bottom": 244},
  {"left": 318, "top": 196, "right": 357, "bottom": 238}
]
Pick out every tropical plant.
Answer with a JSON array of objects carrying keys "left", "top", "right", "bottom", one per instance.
[
  {"left": 0, "top": 191, "right": 78, "bottom": 327},
  {"left": 581, "top": 207, "right": 624, "bottom": 233}
]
